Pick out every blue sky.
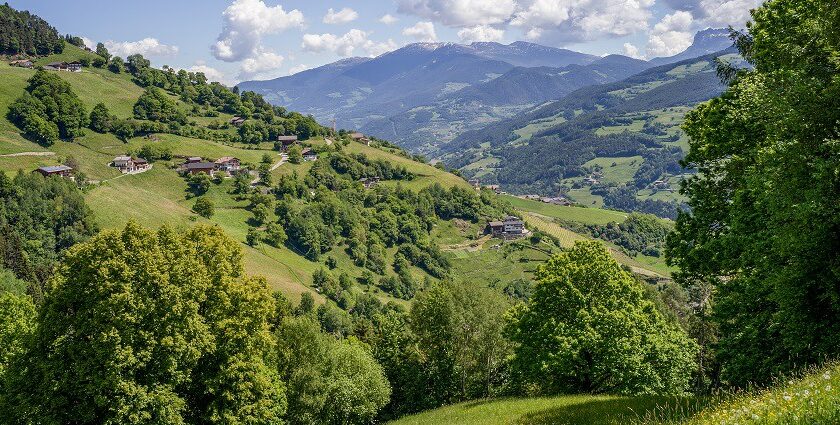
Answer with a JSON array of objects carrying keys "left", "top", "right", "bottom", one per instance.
[{"left": 10, "top": 0, "right": 762, "bottom": 84}]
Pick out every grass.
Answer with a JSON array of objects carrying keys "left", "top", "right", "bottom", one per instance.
[
  {"left": 501, "top": 195, "right": 628, "bottom": 225},
  {"left": 344, "top": 141, "right": 471, "bottom": 190},
  {"left": 583, "top": 156, "right": 644, "bottom": 185},
  {"left": 389, "top": 395, "right": 709, "bottom": 425}
]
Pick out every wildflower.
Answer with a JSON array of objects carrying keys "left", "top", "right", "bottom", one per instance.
[
  {"left": 826, "top": 385, "right": 832, "bottom": 391},
  {"left": 783, "top": 395, "right": 792, "bottom": 401},
  {"left": 823, "top": 372, "right": 831, "bottom": 380}
]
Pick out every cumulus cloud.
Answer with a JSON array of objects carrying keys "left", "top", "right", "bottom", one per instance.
[
  {"left": 397, "top": 0, "right": 516, "bottom": 27},
  {"left": 458, "top": 25, "right": 504, "bottom": 43},
  {"left": 105, "top": 38, "right": 179, "bottom": 58},
  {"left": 323, "top": 7, "right": 358, "bottom": 24},
  {"left": 402, "top": 21, "right": 438, "bottom": 42},
  {"left": 212, "top": 0, "right": 304, "bottom": 62},
  {"left": 646, "top": 11, "right": 695, "bottom": 58},
  {"left": 380, "top": 14, "right": 399, "bottom": 25},
  {"left": 511, "top": 0, "right": 654, "bottom": 43},
  {"left": 302, "top": 29, "right": 396, "bottom": 57},
  {"left": 239, "top": 50, "right": 285, "bottom": 80},
  {"left": 623, "top": 43, "right": 643, "bottom": 59},
  {"left": 663, "top": 0, "right": 763, "bottom": 27},
  {"left": 80, "top": 36, "right": 96, "bottom": 50}
]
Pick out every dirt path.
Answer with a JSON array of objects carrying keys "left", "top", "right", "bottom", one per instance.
[
  {"left": 0, "top": 151, "right": 55, "bottom": 157},
  {"left": 251, "top": 156, "right": 286, "bottom": 185},
  {"left": 441, "top": 235, "right": 492, "bottom": 252}
]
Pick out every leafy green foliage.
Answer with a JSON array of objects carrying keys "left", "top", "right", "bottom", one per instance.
[
  {"left": 192, "top": 196, "right": 214, "bottom": 218},
  {"left": 0, "top": 270, "right": 35, "bottom": 382},
  {"left": 275, "top": 316, "right": 390, "bottom": 425},
  {"left": 0, "top": 4, "right": 63, "bottom": 55},
  {"left": 0, "top": 171, "right": 97, "bottom": 293},
  {"left": 133, "top": 86, "right": 187, "bottom": 124},
  {"left": 88, "top": 102, "right": 114, "bottom": 133},
  {"left": 586, "top": 213, "right": 672, "bottom": 257},
  {"left": 506, "top": 241, "right": 697, "bottom": 395},
  {"left": 667, "top": 0, "right": 840, "bottom": 387},
  {"left": 0, "top": 223, "right": 285, "bottom": 423},
  {"left": 7, "top": 70, "right": 88, "bottom": 145}
]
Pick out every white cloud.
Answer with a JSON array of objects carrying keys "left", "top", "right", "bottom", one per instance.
[
  {"left": 397, "top": 0, "right": 517, "bottom": 27},
  {"left": 288, "top": 64, "right": 311, "bottom": 75},
  {"left": 646, "top": 11, "right": 695, "bottom": 57},
  {"left": 511, "top": 0, "right": 655, "bottom": 43},
  {"left": 458, "top": 25, "right": 504, "bottom": 43},
  {"left": 80, "top": 36, "right": 96, "bottom": 50},
  {"left": 302, "top": 29, "right": 396, "bottom": 57},
  {"left": 622, "top": 42, "right": 643, "bottom": 59},
  {"left": 212, "top": 0, "right": 304, "bottom": 62},
  {"left": 105, "top": 38, "right": 179, "bottom": 58},
  {"left": 380, "top": 14, "right": 399, "bottom": 25},
  {"left": 239, "top": 50, "right": 285, "bottom": 80},
  {"left": 402, "top": 21, "right": 438, "bottom": 42},
  {"left": 663, "top": 0, "right": 762, "bottom": 27},
  {"left": 323, "top": 7, "right": 358, "bottom": 24}
]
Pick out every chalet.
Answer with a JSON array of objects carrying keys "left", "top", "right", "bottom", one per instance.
[
  {"left": 229, "top": 116, "right": 246, "bottom": 127},
  {"left": 487, "top": 216, "right": 528, "bottom": 239},
  {"left": 183, "top": 162, "right": 216, "bottom": 176},
  {"left": 44, "top": 61, "right": 81, "bottom": 72},
  {"left": 186, "top": 156, "right": 203, "bottom": 164},
  {"left": 67, "top": 61, "right": 83, "bottom": 72},
  {"left": 484, "top": 185, "right": 502, "bottom": 194},
  {"left": 349, "top": 132, "right": 365, "bottom": 141},
  {"left": 301, "top": 148, "right": 318, "bottom": 161},
  {"left": 583, "top": 176, "right": 600, "bottom": 185},
  {"left": 9, "top": 59, "right": 33, "bottom": 68},
  {"left": 111, "top": 156, "right": 151, "bottom": 174},
  {"left": 34, "top": 165, "right": 73, "bottom": 179},
  {"left": 359, "top": 176, "right": 380, "bottom": 189},
  {"left": 214, "top": 156, "right": 241, "bottom": 172},
  {"left": 651, "top": 180, "right": 672, "bottom": 191},
  {"left": 468, "top": 179, "right": 480, "bottom": 189},
  {"left": 541, "top": 196, "right": 572, "bottom": 206},
  {"left": 523, "top": 194, "right": 542, "bottom": 200},
  {"left": 277, "top": 135, "right": 299, "bottom": 151}
]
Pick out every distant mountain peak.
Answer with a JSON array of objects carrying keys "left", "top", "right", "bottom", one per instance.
[{"left": 648, "top": 28, "right": 735, "bottom": 66}]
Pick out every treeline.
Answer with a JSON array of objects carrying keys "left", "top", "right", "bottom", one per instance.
[
  {"left": 573, "top": 213, "right": 673, "bottom": 257},
  {"left": 0, "top": 3, "right": 63, "bottom": 56},
  {"left": 0, "top": 171, "right": 97, "bottom": 300}
]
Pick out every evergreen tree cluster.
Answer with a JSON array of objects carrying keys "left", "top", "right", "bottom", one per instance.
[{"left": 0, "top": 3, "right": 63, "bottom": 56}]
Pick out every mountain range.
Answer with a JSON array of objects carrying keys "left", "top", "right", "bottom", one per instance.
[{"left": 238, "top": 29, "right": 734, "bottom": 154}]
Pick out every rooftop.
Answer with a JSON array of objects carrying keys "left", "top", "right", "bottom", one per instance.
[{"left": 38, "top": 165, "right": 72, "bottom": 173}]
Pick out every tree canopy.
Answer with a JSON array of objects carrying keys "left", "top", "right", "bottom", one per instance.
[
  {"left": 0, "top": 223, "right": 285, "bottom": 424},
  {"left": 667, "top": 0, "right": 840, "bottom": 387},
  {"left": 506, "top": 241, "right": 697, "bottom": 395},
  {"left": 7, "top": 70, "right": 88, "bottom": 145}
]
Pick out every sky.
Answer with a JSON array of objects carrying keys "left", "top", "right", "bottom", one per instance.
[{"left": 10, "top": 0, "right": 763, "bottom": 85}]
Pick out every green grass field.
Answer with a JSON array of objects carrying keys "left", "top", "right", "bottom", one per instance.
[
  {"left": 583, "top": 156, "right": 644, "bottom": 185},
  {"left": 501, "top": 195, "right": 628, "bottom": 225}
]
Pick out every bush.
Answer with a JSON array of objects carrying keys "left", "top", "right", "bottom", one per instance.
[{"left": 192, "top": 197, "right": 214, "bottom": 218}]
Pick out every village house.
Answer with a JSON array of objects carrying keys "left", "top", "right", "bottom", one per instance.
[
  {"left": 229, "top": 116, "right": 246, "bottom": 127},
  {"left": 111, "top": 156, "right": 151, "bottom": 174},
  {"left": 487, "top": 216, "right": 528, "bottom": 239},
  {"left": 9, "top": 59, "right": 33, "bottom": 68},
  {"left": 43, "top": 61, "right": 82, "bottom": 72},
  {"left": 583, "top": 176, "right": 600, "bottom": 185},
  {"left": 468, "top": 179, "right": 481, "bottom": 189},
  {"left": 301, "top": 148, "right": 318, "bottom": 161},
  {"left": 541, "top": 196, "right": 573, "bottom": 206},
  {"left": 186, "top": 156, "right": 203, "bottom": 164},
  {"left": 359, "top": 176, "right": 380, "bottom": 189},
  {"left": 183, "top": 162, "right": 216, "bottom": 176},
  {"left": 484, "top": 185, "right": 502, "bottom": 194},
  {"left": 523, "top": 194, "right": 542, "bottom": 200},
  {"left": 277, "top": 135, "right": 299, "bottom": 151},
  {"left": 33, "top": 165, "right": 73, "bottom": 179},
  {"left": 214, "top": 156, "right": 241, "bottom": 173},
  {"left": 651, "top": 180, "right": 672, "bottom": 191}
]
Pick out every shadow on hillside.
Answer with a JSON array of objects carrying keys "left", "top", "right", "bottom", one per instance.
[{"left": 516, "top": 396, "right": 703, "bottom": 425}]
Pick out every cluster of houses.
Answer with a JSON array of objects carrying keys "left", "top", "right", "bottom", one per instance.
[
  {"left": 520, "top": 194, "right": 573, "bottom": 206},
  {"left": 179, "top": 156, "right": 242, "bottom": 177},
  {"left": 486, "top": 216, "right": 528, "bottom": 240},
  {"left": 277, "top": 135, "right": 318, "bottom": 161},
  {"left": 111, "top": 156, "right": 151, "bottom": 174}
]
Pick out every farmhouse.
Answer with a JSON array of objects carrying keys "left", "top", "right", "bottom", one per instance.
[
  {"left": 214, "top": 156, "right": 241, "bottom": 172},
  {"left": 9, "top": 59, "right": 33, "bottom": 68},
  {"left": 487, "top": 216, "right": 528, "bottom": 239},
  {"left": 33, "top": 165, "right": 73, "bottom": 179},
  {"left": 229, "top": 116, "right": 246, "bottom": 127},
  {"left": 359, "top": 176, "right": 380, "bottom": 189},
  {"left": 301, "top": 148, "right": 318, "bottom": 161},
  {"left": 111, "top": 156, "right": 151, "bottom": 174},
  {"left": 468, "top": 179, "right": 480, "bottom": 189},
  {"left": 185, "top": 156, "right": 203, "bottom": 164},
  {"left": 349, "top": 132, "right": 365, "bottom": 141},
  {"left": 44, "top": 61, "right": 81, "bottom": 72},
  {"left": 183, "top": 162, "right": 216, "bottom": 176},
  {"left": 583, "top": 176, "right": 600, "bottom": 185},
  {"left": 277, "top": 135, "right": 299, "bottom": 151},
  {"left": 484, "top": 185, "right": 502, "bottom": 194}
]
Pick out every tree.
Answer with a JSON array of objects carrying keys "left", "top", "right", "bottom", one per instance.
[
  {"left": 187, "top": 172, "right": 212, "bottom": 196},
  {"left": 108, "top": 56, "right": 124, "bottom": 73},
  {"left": 193, "top": 196, "right": 214, "bottom": 218},
  {"left": 275, "top": 316, "right": 390, "bottom": 425},
  {"left": 7, "top": 71, "right": 88, "bottom": 144},
  {"left": 288, "top": 145, "right": 303, "bottom": 164},
  {"left": 667, "top": 0, "right": 840, "bottom": 387},
  {"left": 111, "top": 119, "right": 137, "bottom": 141},
  {"left": 89, "top": 102, "right": 113, "bottom": 133},
  {"left": 252, "top": 203, "right": 270, "bottom": 226},
  {"left": 506, "top": 241, "right": 697, "bottom": 395},
  {"left": 0, "top": 223, "right": 285, "bottom": 423},
  {"left": 264, "top": 222, "right": 287, "bottom": 248},
  {"left": 246, "top": 227, "right": 260, "bottom": 247},
  {"left": 95, "top": 42, "right": 110, "bottom": 60},
  {"left": 133, "top": 87, "right": 186, "bottom": 124},
  {"left": 0, "top": 271, "right": 35, "bottom": 382}
]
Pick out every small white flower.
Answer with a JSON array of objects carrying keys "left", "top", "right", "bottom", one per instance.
[
  {"left": 823, "top": 372, "right": 831, "bottom": 380},
  {"left": 783, "top": 395, "right": 792, "bottom": 401},
  {"left": 826, "top": 385, "right": 832, "bottom": 391}
]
